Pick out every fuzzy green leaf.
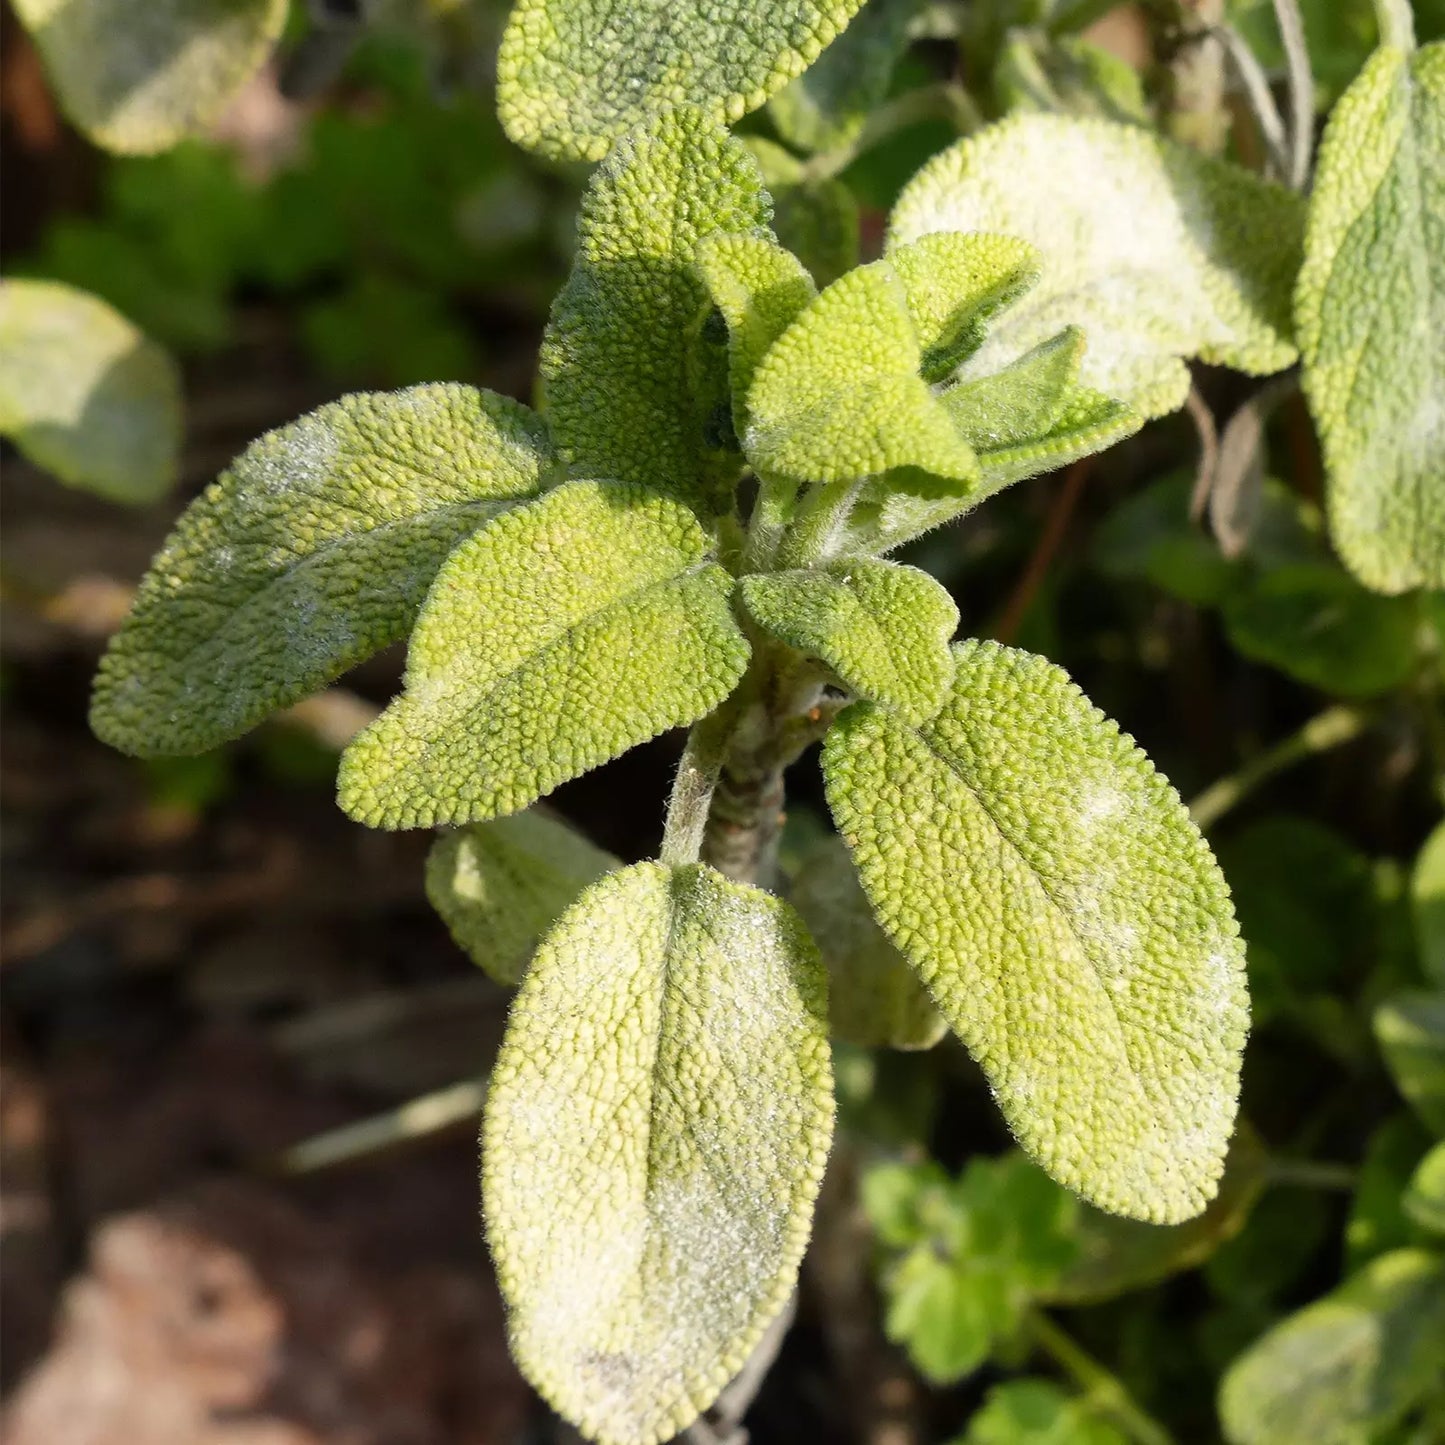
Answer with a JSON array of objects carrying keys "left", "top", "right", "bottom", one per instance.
[
  {"left": 890, "top": 114, "right": 1304, "bottom": 417},
  {"left": 769, "top": 0, "right": 923, "bottom": 154},
  {"left": 740, "top": 558, "right": 957, "bottom": 722},
  {"left": 743, "top": 258, "right": 981, "bottom": 495},
  {"left": 12, "top": 0, "right": 287, "bottom": 155},
  {"left": 1415, "top": 823, "right": 1445, "bottom": 986},
  {"left": 497, "top": 0, "right": 867, "bottom": 161},
  {"left": 0, "top": 279, "right": 180, "bottom": 505},
  {"left": 1218, "top": 1249, "right": 1445, "bottom": 1445},
  {"left": 1297, "top": 43, "right": 1445, "bottom": 593},
  {"left": 540, "top": 108, "right": 769, "bottom": 506},
  {"left": 943, "top": 326, "right": 1142, "bottom": 493},
  {"left": 824, "top": 639, "right": 1249, "bottom": 1223},
  {"left": 888, "top": 231, "right": 1042, "bottom": 383},
  {"left": 426, "top": 810, "right": 617, "bottom": 986},
  {"left": 791, "top": 833, "right": 946, "bottom": 1049},
  {"left": 483, "top": 861, "right": 833, "bottom": 1445},
  {"left": 693, "top": 232, "right": 816, "bottom": 438},
  {"left": 339, "top": 480, "right": 750, "bottom": 830},
  {"left": 1375, "top": 990, "right": 1445, "bottom": 1137},
  {"left": 92, "top": 385, "right": 551, "bottom": 757}
]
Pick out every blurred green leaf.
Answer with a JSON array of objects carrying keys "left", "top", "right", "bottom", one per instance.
[
  {"left": 1414, "top": 824, "right": 1445, "bottom": 986},
  {"left": 1376, "top": 991, "right": 1445, "bottom": 1137},
  {"left": 1219, "top": 1249, "right": 1445, "bottom": 1445},
  {"left": 1347, "top": 1114, "right": 1435, "bottom": 1271},
  {"left": 957, "top": 1378, "right": 1128, "bottom": 1445},
  {"left": 1223, "top": 563, "right": 1419, "bottom": 698},
  {"left": 1404, "top": 1144, "right": 1445, "bottom": 1236},
  {"left": 0, "top": 278, "right": 180, "bottom": 504},
  {"left": 1204, "top": 1182, "right": 1331, "bottom": 1306}
]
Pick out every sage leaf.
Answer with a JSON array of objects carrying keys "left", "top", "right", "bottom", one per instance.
[
  {"left": 339, "top": 480, "right": 750, "bottom": 829},
  {"left": 1296, "top": 42, "right": 1445, "bottom": 593},
  {"left": 790, "top": 833, "right": 947, "bottom": 1050},
  {"left": 890, "top": 114, "right": 1304, "bottom": 417},
  {"left": 541, "top": 107, "right": 769, "bottom": 507},
  {"left": 92, "top": 384, "right": 551, "bottom": 757},
  {"left": 497, "top": 0, "right": 867, "bottom": 161},
  {"left": 0, "top": 279, "right": 180, "bottom": 506},
  {"left": 823, "top": 639, "right": 1250, "bottom": 1223},
  {"left": 693, "top": 233, "right": 817, "bottom": 438},
  {"left": 1219, "top": 1249, "right": 1445, "bottom": 1445},
  {"left": 13, "top": 0, "right": 287, "bottom": 154},
  {"left": 483, "top": 861, "right": 833, "bottom": 1445},
  {"left": 739, "top": 558, "right": 957, "bottom": 724},
  {"left": 426, "top": 810, "right": 618, "bottom": 986}
]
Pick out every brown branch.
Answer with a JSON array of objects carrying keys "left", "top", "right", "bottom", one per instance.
[{"left": 993, "top": 461, "right": 1092, "bottom": 645}]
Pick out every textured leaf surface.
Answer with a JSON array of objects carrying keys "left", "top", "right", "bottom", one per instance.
[
  {"left": 0, "top": 278, "right": 179, "bottom": 505},
  {"left": 483, "top": 861, "right": 833, "bottom": 1445},
  {"left": 1375, "top": 990, "right": 1445, "bottom": 1137},
  {"left": 769, "top": 0, "right": 922, "bottom": 154},
  {"left": 1296, "top": 43, "right": 1445, "bottom": 593},
  {"left": 540, "top": 108, "right": 769, "bottom": 505},
  {"left": 13, "top": 0, "right": 287, "bottom": 154},
  {"left": 93, "top": 385, "right": 550, "bottom": 757},
  {"left": 943, "top": 327, "right": 1142, "bottom": 494},
  {"left": 890, "top": 114, "right": 1304, "bottom": 417},
  {"left": 497, "top": 0, "right": 866, "bottom": 160},
  {"left": 888, "top": 232, "right": 1041, "bottom": 383},
  {"left": 824, "top": 640, "right": 1249, "bottom": 1223},
  {"left": 740, "top": 558, "right": 957, "bottom": 723},
  {"left": 339, "top": 480, "right": 750, "bottom": 829},
  {"left": 791, "top": 833, "right": 946, "bottom": 1049},
  {"left": 1219, "top": 1249, "right": 1445, "bottom": 1445},
  {"left": 426, "top": 811, "right": 617, "bottom": 985},
  {"left": 693, "top": 233, "right": 816, "bottom": 438},
  {"left": 744, "top": 259, "right": 980, "bottom": 495}
]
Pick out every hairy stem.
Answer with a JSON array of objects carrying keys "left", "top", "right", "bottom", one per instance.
[
  {"left": 1374, "top": 0, "right": 1416, "bottom": 52},
  {"left": 1151, "top": 0, "right": 1231, "bottom": 155},
  {"left": 1271, "top": 0, "right": 1314, "bottom": 188},
  {"left": 1026, "top": 1310, "right": 1177, "bottom": 1445},
  {"left": 1188, "top": 703, "right": 1370, "bottom": 831}
]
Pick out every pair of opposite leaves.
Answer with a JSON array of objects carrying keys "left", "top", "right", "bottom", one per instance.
[{"left": 87, "top": 104, "right": 1298, "bottom": 1445}]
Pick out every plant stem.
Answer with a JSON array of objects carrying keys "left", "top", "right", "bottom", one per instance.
[
  {"left": 992, "top": 460, "right": 1091, "bottom": 644},
  {"left": 1214, "top": 23, "right": 1291, "bottom": 180},
  {"left": 1374, "top": 0, "right": 1416, "bottom": 52},
  {"left": 660, "top": 708, "right": 737, "bottom": 866},
  {"left": 1026, "top": 1310, "right": 1177, "bottom": 1445},
  {"left": 1266, "top": 1157, "right": 1357, "bottom": 1191},
  {"left": 1271, "top": 0, "right": 1315, "bottom": 189},
  {"left": 1151, "top": 0, "right": 1231, "bottom": 155},
  {"left": 1188, "top": 703, "right": 1369, "bottom": 831}
]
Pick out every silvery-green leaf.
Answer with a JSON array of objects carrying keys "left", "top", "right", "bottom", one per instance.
[
  {"left": 13, "top": 0, "right": 287, "bottom": 154},
  {"left": 1219, "top": 1249, "right": 1445, "bottom": 1445},
  {"left": 541, "top": 107, "right": 770, "bottom": 507},
  {"left": 93, "top": 384, "right": 551, "bottom": 757},
  {"left": 1296, "top": 42, "right": 1445, "bottom": 593},
  {"left": 823, "top": 639, "right": 1250, "bottom": 1223},
  {"left": 497, "top": 0, "right": 867, "bottom": 161},
  {"left": 483, "top": 861, "right": 833, "bottom": 1445},
  {"left": 426, "top": 810, "right": 617, "bottom": 985},
  {"left": 0, "top": 278, "right": 180, "bottom": 505},
  {"left": 890, "top": 113, "right": 1304, "bottom": 418},
  {"left": 790, "top": 833, "right": 947, "bottom": 1050},
  {"left": 339, "top": 479, "right": 750, "bottom": 829},
  {"left": 739, "top": 558, "right": 957, "bottom": 723}
]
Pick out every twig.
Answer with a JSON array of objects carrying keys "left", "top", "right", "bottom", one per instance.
[
  {"left": 1271, "top": 0, "right": 1315, "bottom": 188},
  {"left": 1188, "top": 703, "right": 1370, "bottom": 830},
  {"left": 1266, "top": 1158, "right": 1357, "bottom": 1191},
  {"left": 1027, "top": 1310, "right": 1177, "bottom": 1445},
  {"left": 1184, "top": 385, "right": 1220, "bottom": 523},
  {"left": 1214, "top": 24, "right": 1291, "bottom": 179},
  {"left": 1153, "top": 0, "right": 1231, "bottom": 156},
  {"left": 266, "top": 1077, "right": 489, "bottom": 1175},
  {"left": 993, "top": 461, "right": 1091, "bottom": 645}
]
